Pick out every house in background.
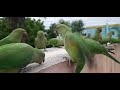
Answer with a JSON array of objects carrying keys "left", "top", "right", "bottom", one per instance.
[{"left": 84, "top": 24, "right": 120, "bottom": 38}]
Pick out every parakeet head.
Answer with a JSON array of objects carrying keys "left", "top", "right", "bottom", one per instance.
[
  {"left": 37, "top": 31, "right": 45, "bottom": 38},
  {"left": 96, "top": 27, "right": 102, "bottom": 33},
  {"left": 32, "top": 48, "right": 45, "bottom": 64},
  {"left": 55, "top": 24, "right": 71, "bottom": 38},
  {"left": 87, "top": 33, "right": 91, "bottom": 38},
  {"left": 111, "top": 31, "right": 115, "bottom": 35},
  {"left": 10, "top": 28, "right": 28, "bottom": 41},
  {"left": 107, "top": 31, "right": 114, "bottom": 37}
]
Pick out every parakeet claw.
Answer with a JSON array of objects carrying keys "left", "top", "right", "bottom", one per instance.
[
  {"left": 108, "top": 51, "right": 115, "bottom": 55},
  {"left": 43, "top": 58, "right": 45, "bottom": 63},
  {"left": 44, "top": 49, "right": 47, "bottom": 52},
  {"left": 63, "top": 57, "right": 73, "bottom": 66},
  {"left": 107, "top": 46, "right": 115, "bottom": 55},
  {"left": 18, "top": 68, "right": 26, "bottom": 73}
]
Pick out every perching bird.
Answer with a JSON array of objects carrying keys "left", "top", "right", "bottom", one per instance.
[
  {"left": 92, "top": 27, "right": 102, "bottom": 43},
  {"left": 85, "top": 33, "right": 91, "bottom": 39},
  {"left": 0, "top": 43, "right": 45, "bottom": 73},
  {"left": 0, "top": 28, "right": 28, "bottom": 46},
  {"left": 55, "top": 24, "right": 120, "bottom": 73},
  {"left": 48, "top": 38, "right": 64, "bottom": 47},
  {"left": 101, "top": 31, "right": 114, "bottom": 45},
  {"left": 34, "top": 31, "right": 47, "bottom": 51},
  {"left": 109, "top": 32, "right": 120, "bottom": 44}
]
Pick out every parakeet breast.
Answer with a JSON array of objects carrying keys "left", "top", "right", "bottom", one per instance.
[{"left": 64, "top": 33, "right": 82, "bottom": 62}]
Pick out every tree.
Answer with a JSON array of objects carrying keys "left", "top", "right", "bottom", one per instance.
[
  {"left": 58, "top": 19, "right": 70, "bottom": 26},
  {"left": 71, "top": 20, "right": 84, "bottom": 33},
  {"left": 45, "top": 23, "right": 57, "bottom": 40},
  {"left": 0, "top": 17, "right": 45, "bottom": 47},
  {"left": 0, "top": 17, "right": 12, "bottom": 40},
  {"left": 7, "top": 17, "right": 25, "bottom": 30}
]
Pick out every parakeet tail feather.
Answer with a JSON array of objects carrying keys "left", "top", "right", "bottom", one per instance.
[{"left": 104, "top": 53, "right": 120, "bottom": 64}]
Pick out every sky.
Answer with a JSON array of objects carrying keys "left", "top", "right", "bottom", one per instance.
[{"left": 31, "top": 17, "right": 120, "bottom": 29}]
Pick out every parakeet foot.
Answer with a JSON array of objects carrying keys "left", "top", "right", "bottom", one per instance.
[
  {"left": 44, "top": 49, "right": 47, "bottom": 52},
  {"left": 107, "top": 47, "right": 115, "bottom": 55},
  {"left": 63, "top": 57, "right": 73, "bottom": 66},
  {"left": 108, "top": 50, "right": 115, "bottom": 55},
  {"left": 18, "top": 68, "right": 25, "bottom": 73}
]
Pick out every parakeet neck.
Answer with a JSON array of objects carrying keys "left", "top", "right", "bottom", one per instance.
[
  {"left": 96, "top": 31, "right": 99, "bottom": 33},
  {"left": 37, "top": 35, "right": 44, "bottom": 39},
  {"left": 10, "top": 32, "right": 23, "bottom": 41},
  {"left": 31, "top": 48, "right": 44, "bottom": 64},
  {"left": 59, "top": 30, "right": 68, "bottom": 39}
]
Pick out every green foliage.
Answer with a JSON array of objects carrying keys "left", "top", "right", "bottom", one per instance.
[
  {"left": 45, "top": 23, "right": 57, "bottom": 40},
  {"left": 58, "top": 19, "right": 70, "bottom": 27},
  {"left": 0, "top": 17, "right": 12, "bottom": 40},
  {"left": 7, "top": 17, "right": 25, "bottom": 30},
  {"left": 71, "top": 20, "right": 84, "bottom": 33}
]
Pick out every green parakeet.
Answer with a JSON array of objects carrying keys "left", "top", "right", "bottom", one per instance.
[
  {"left": 57, "top": 39, "right": 64, "bottom": 46},
  {"left": 85, "top": 33, "right": 91, "bottom": 39},
  {"left": 55, "top": 24, "right": 71, "bottom": 39},
  {"left": 55, "top": 24, "right": 120, "bottom": 73},
  {"left": 101, "top": 31, "right": 114, "bottom": 45},
  {"left": 109, "top": 32, "right": 120, "bottom": 44},
  {"left": 0, "top": 28, "right": 28, "bottom": 46},
  {"left": 0, "top": 43, "right": 45, "bottom": 73},
  {"left": 48, "top": 38, "right": 64, "bottom": 47},
  {"left": 34, "top": 31, "right": 47, "bottom": 51},
  {"left": 92, "top": 27, "right": 102, "bottom": 43}
]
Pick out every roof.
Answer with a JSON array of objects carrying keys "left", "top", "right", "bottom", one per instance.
[{"left": 85, "top": 24, "right": 120, "bottom": 29}]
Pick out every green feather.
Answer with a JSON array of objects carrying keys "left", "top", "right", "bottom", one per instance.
[
  {"left": 0, "top": 28, "right": 27, "bottom": 46},
  {"left": 35, "top": 31, "right": 47, "bottom": 50},
  {"left": 55, "top": 24, "right": 120, "bottom": 73},
  {"left": 0, "top": 43, "right": 45, "bottom": 73},
  {"left": 92, "top": 27, "right": 102, "bottom": 43}
]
